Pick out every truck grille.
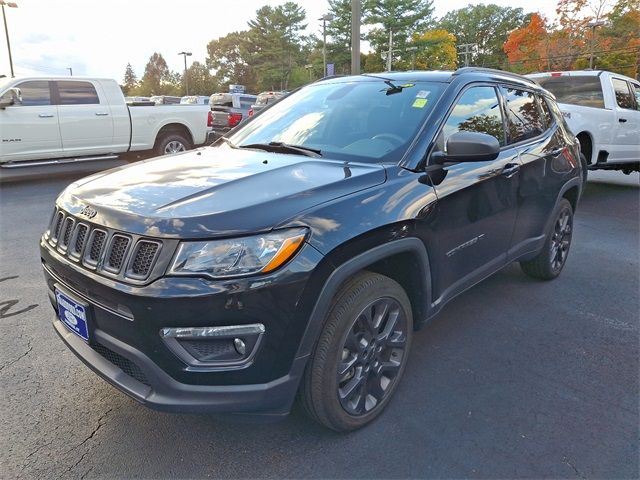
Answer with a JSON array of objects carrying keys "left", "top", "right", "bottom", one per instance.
[{"left": 45, "top": 208, "right": 163, "bottom": 282}]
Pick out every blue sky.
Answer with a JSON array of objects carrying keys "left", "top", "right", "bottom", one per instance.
[{"left": 0, "top": 0, "right": 559, "bottom": 80}]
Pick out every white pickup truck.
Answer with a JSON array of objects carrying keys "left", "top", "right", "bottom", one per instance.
[
  {"left": 528, "top": 70, "right": 640, "bottom": 176},
  {"left": 0, "top": 77, "right": 213, "bottom": 168}
]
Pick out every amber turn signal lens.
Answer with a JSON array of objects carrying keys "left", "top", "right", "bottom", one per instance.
[{"left": 261, "top": 234, "right": 306, "bottom": 273}]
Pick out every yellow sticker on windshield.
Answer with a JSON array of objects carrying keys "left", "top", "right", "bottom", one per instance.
[{"left": 412, "top": 98, "right": 428, "bottom": 108}]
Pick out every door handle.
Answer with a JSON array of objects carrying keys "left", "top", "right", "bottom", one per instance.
[
  {"left": 38, "top": 113, "right": 54, "bottom": 118},
  {"left": 95, "top": 112, "right": 109, "bottom": 116},
  {"left": 502, "top": 163, "right": 520, "bottom": 178},
  {"left": 619, "top": 118, "right": 627, "bottom": 123}
]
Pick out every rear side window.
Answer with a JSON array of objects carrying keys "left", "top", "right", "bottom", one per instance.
[
  {"left": 538, "top": 95, "right": 553, "bottom": 128},
  {"left": 535, "top": 76, "right": 604, "bottom": 108},
  {"left": 611, "top": 78, "right": 635, "bottom": 110},
  {"left": 16, "top": 81, "right": 51, "bottom": 106},
  {"left": 57, "top": 81, "right": 99, "bottom": 105},
  {"left": 440, "top": 86, "right": 506, "bottom": 147},
  {"left": 630, "top": 83, "right": 640, "bottom": 111},
  {"left": 503, "top": 88, "right": 544, "bottom": 144}
]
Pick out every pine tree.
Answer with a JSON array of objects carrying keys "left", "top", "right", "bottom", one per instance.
[{"left": 122, "top": 63, "right": 138, "bottom": 95}]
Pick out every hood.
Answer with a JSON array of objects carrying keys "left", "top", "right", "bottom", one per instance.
[{"left": 57, "top": 145, "right": 386, "bottom": 238}]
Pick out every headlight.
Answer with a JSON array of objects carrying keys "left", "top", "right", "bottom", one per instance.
[{"left": 169, "top": 228, "right": 308, "bottom": 279}]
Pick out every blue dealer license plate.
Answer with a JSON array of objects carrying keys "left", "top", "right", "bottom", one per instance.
[{"left": 55, "top": 289, "right": 90, "bottom": 341}]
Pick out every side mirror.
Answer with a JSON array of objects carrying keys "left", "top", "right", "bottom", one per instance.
[
  {"left": 0, "top": 88, "right": 21, "bottom": 109},
  {"left": 434, "top": 131, "right": 500, "bottom": 163}
]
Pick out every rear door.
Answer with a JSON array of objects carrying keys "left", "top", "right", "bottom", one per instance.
[
  {"left": 55, "top": 80, "right": 115, "bottom": 156},
  {"left": 0, "top": 80, "right": 62, "bottom": 162},
  {"left": 611, "top": 78, "right": 640, "bottom": 162},
  {"left": 425, "top": 84, "right": 520, "bottom": 302},
  {"left": 506, "top": 88, "right": 576, "bottom": 255}
]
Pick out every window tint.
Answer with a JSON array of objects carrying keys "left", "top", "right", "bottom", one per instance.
[
  {"left": 504, "top": 88, "right": 544, "bottom": 144},
  {"left": 538, "top": 95, "right": 553, "bottom": 128},
  {"left": 441, "top": 86, "right": 506, "bottom": 147},
  {"left": 16, "top": 81, "right": 51, "bottom": 106},
  {"left": 57, "top": 81, "right": 99, "bottom": 105},
  {"left": 630, "top": 83, "right": 640, "bottom": 111},
  {"left": 612, "top": 78, "right": 635, "bottom": 110}
]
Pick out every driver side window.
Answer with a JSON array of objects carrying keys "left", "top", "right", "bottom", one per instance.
[
  {"left": 437, "top": 86, "right": 506, "bottom": 152},
  {"left": 15, "top": 81, "right": 51, "bottom": 106}
]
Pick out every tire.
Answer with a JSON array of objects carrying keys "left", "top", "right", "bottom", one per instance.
[
  {"left": 300, "top": 271, "right": 413, "bottom": 432},
  {"left": 154, "top": 131, "right": 191, "bottom": 157},
  {"left": 520, "top": 198, "right": 574, "bottom": 280}
]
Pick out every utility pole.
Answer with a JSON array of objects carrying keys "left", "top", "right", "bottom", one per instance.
[
  {"left": 406, "top": 46, "right": 418, "bottom": 70},
  {"left": 67, "top": 67, "right": 73, "bottom": 76},
  {"left": 319, "top": 14, "right": 334, "bottom": 77},
  {"left": 457, "top": 43, "right": 476, "bottom": 67},
  {"left": 386, "top": 29, "right": 394, "bottom": 71},
  {"left": 178, "top": 51, "right": 192, "bottom": 95},
  {"left": 351, "top": 0, "right": 360, "bottom": 75},
  {"left": 1, "top": 1, "right": 17, "bottom": 78},
  {"left": 587, "top": 20, "right": 605, "bottom": 69}
]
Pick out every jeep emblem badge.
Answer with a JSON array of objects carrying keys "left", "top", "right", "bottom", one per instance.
[{"left": 79, "top": 205, "right": 97, "bottom": 219}]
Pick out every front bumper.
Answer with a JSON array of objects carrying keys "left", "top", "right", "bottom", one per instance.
[{"left": 41, "top": 238, "right": 324, "bottom": 415}]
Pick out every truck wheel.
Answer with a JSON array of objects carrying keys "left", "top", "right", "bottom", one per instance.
[
  {"left": 520, "top": 198, "right": 573, "bottom": 280},
  {"left": 300, "top": 271, "right": 413, "bottom": 431},
  {"left": 154, "top": 132, "right": 191, "bottom": 157}
]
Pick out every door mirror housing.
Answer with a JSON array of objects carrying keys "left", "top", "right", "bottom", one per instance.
[
  {"left": 0, "top": 88, "right": 21, "bottom": 109},
  {"left": 434, "top": 131, "right": 500, "bottom": 163}
]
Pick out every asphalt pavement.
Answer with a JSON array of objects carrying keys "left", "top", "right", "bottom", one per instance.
[{"left": 0, "top": 168, "right": 638, "bottom": 479}]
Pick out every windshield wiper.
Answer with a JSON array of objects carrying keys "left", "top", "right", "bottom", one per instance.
[
  {"left": 362, "top": 74, "right": 415, "bottom": 96},
  {"left": 239, "top": 142, "right": 322, "bottom": 157}
]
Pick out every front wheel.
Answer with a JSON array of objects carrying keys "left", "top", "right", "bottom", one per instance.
[
  {"left": 300, "top": 272, "right": 413, "bottom": 431},
  {"left": 520, "top": 198, "right": 574, "bottom": 280}
]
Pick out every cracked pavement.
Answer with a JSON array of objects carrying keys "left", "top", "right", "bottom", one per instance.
[{"left": 0, "top": 168, "right": 638, "bottom": 479}]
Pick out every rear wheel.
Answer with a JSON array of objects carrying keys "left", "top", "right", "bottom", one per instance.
[
  {"left": 300, "top": 272, "right": 413, "bottom": 431},
  {"left": 154, "top": 131, "right": 191, "bottom": 157},
  {"left": 520, "top": 198, "right": 573, "bottom": 280}
]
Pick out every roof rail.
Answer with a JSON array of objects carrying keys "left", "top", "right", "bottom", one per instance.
[{"left": 453, "top": 67, "right": 537, "bottom": 84}]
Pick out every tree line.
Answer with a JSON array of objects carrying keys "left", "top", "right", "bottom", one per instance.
[{"left": 121, "top": 0, "right": 639, "bottom": 96}]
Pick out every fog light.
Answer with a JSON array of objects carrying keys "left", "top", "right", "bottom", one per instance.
[
  {"left": 234, "top": 338, "right": 246, "bottom": 355},
  {"left": 160, "top": 323, "right": 265, "bottom": 369}
]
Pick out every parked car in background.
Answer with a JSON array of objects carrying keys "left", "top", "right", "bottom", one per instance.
[
  {"left": 209, "top": 92, "right": 257, "bottom": 135},
  {"left": 529, "top": 70, "right": 640, "bottom": 178},
  {"left": 42, "top": 68, "right": 582, "bottom": 431},
  {"left": 151, "top": 95, "right": 181, "bottom": 105},
  {"left": 248, "top": 91, "right": 287, "bottom": 117},
  {"left": 180, "top": 95, "right": 210, "bottom": 105},
  {"left": 124, "top": 96, "right": 151, "bottom": 103},
  {"left": 0, "top": 77, "right": 212, "bottom": 168}
]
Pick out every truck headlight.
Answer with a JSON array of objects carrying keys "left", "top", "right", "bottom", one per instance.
[{"left": 168, "top": 228, "right": 308, "bottom": 279}]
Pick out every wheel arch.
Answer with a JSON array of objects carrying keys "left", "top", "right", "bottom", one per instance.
[
  {"left": 295, "top": 237, "right": 432, "bottom": 360},
  {"left": 154, "top": 122, "right": 194, "bottom": 148},
  {"left": 576, "top": 131, "right": 594, "bottom": 165}
]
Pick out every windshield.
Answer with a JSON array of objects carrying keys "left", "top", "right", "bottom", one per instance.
[{"left": 228, "top": 79, "right": 444, "bottom": 163}]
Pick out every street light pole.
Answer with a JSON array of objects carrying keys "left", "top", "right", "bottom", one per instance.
[
  {"left": 587, "top": 20, "right": 605, "bottom": 70},
  {"left": 350, "top": 0, "right": 360, "bottom": 75},
  {"left": 0, "top": 1, "right": 17, "bottom": 78},
  {"left": 319, "top": 14, "right": 334, "bottom": 77},
  {"left": 67, "top": 67, "right": 72, "bottom": 76},
  {"left": 178, "top": 51, "right": 192, "bottom": 95},
  {"left": 406, "top": 46, "right": 418, "bottom": 70}
]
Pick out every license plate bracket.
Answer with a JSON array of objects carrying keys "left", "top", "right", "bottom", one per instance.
[{"left": 55, "top": 288, "right": 90, "bottom": 342}]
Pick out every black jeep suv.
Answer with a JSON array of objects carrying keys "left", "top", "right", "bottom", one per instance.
[{"left": 41, "top": 68, "right": 582, "bottom": 431}]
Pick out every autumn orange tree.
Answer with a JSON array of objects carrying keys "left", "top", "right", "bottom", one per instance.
[{"left": 503, "top": 13, "right": 549, "bottom": 73}]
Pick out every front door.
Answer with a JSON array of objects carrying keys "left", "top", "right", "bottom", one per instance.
[
  {"left": 425, "top": 85, "right": 520, "bottom": 305},
  {"left": 55, "top": 80, "right": 115, "bottom": 157},
  {"left": 611, "top": 77, "right": 640, "bottom": 163},
  {"left": 0, "top": 80, "right": 62, "bottom": 162}
]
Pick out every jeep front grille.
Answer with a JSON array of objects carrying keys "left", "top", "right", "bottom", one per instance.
[{"left": 45, "top": 208, "right": 165, "bottom": 283}]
